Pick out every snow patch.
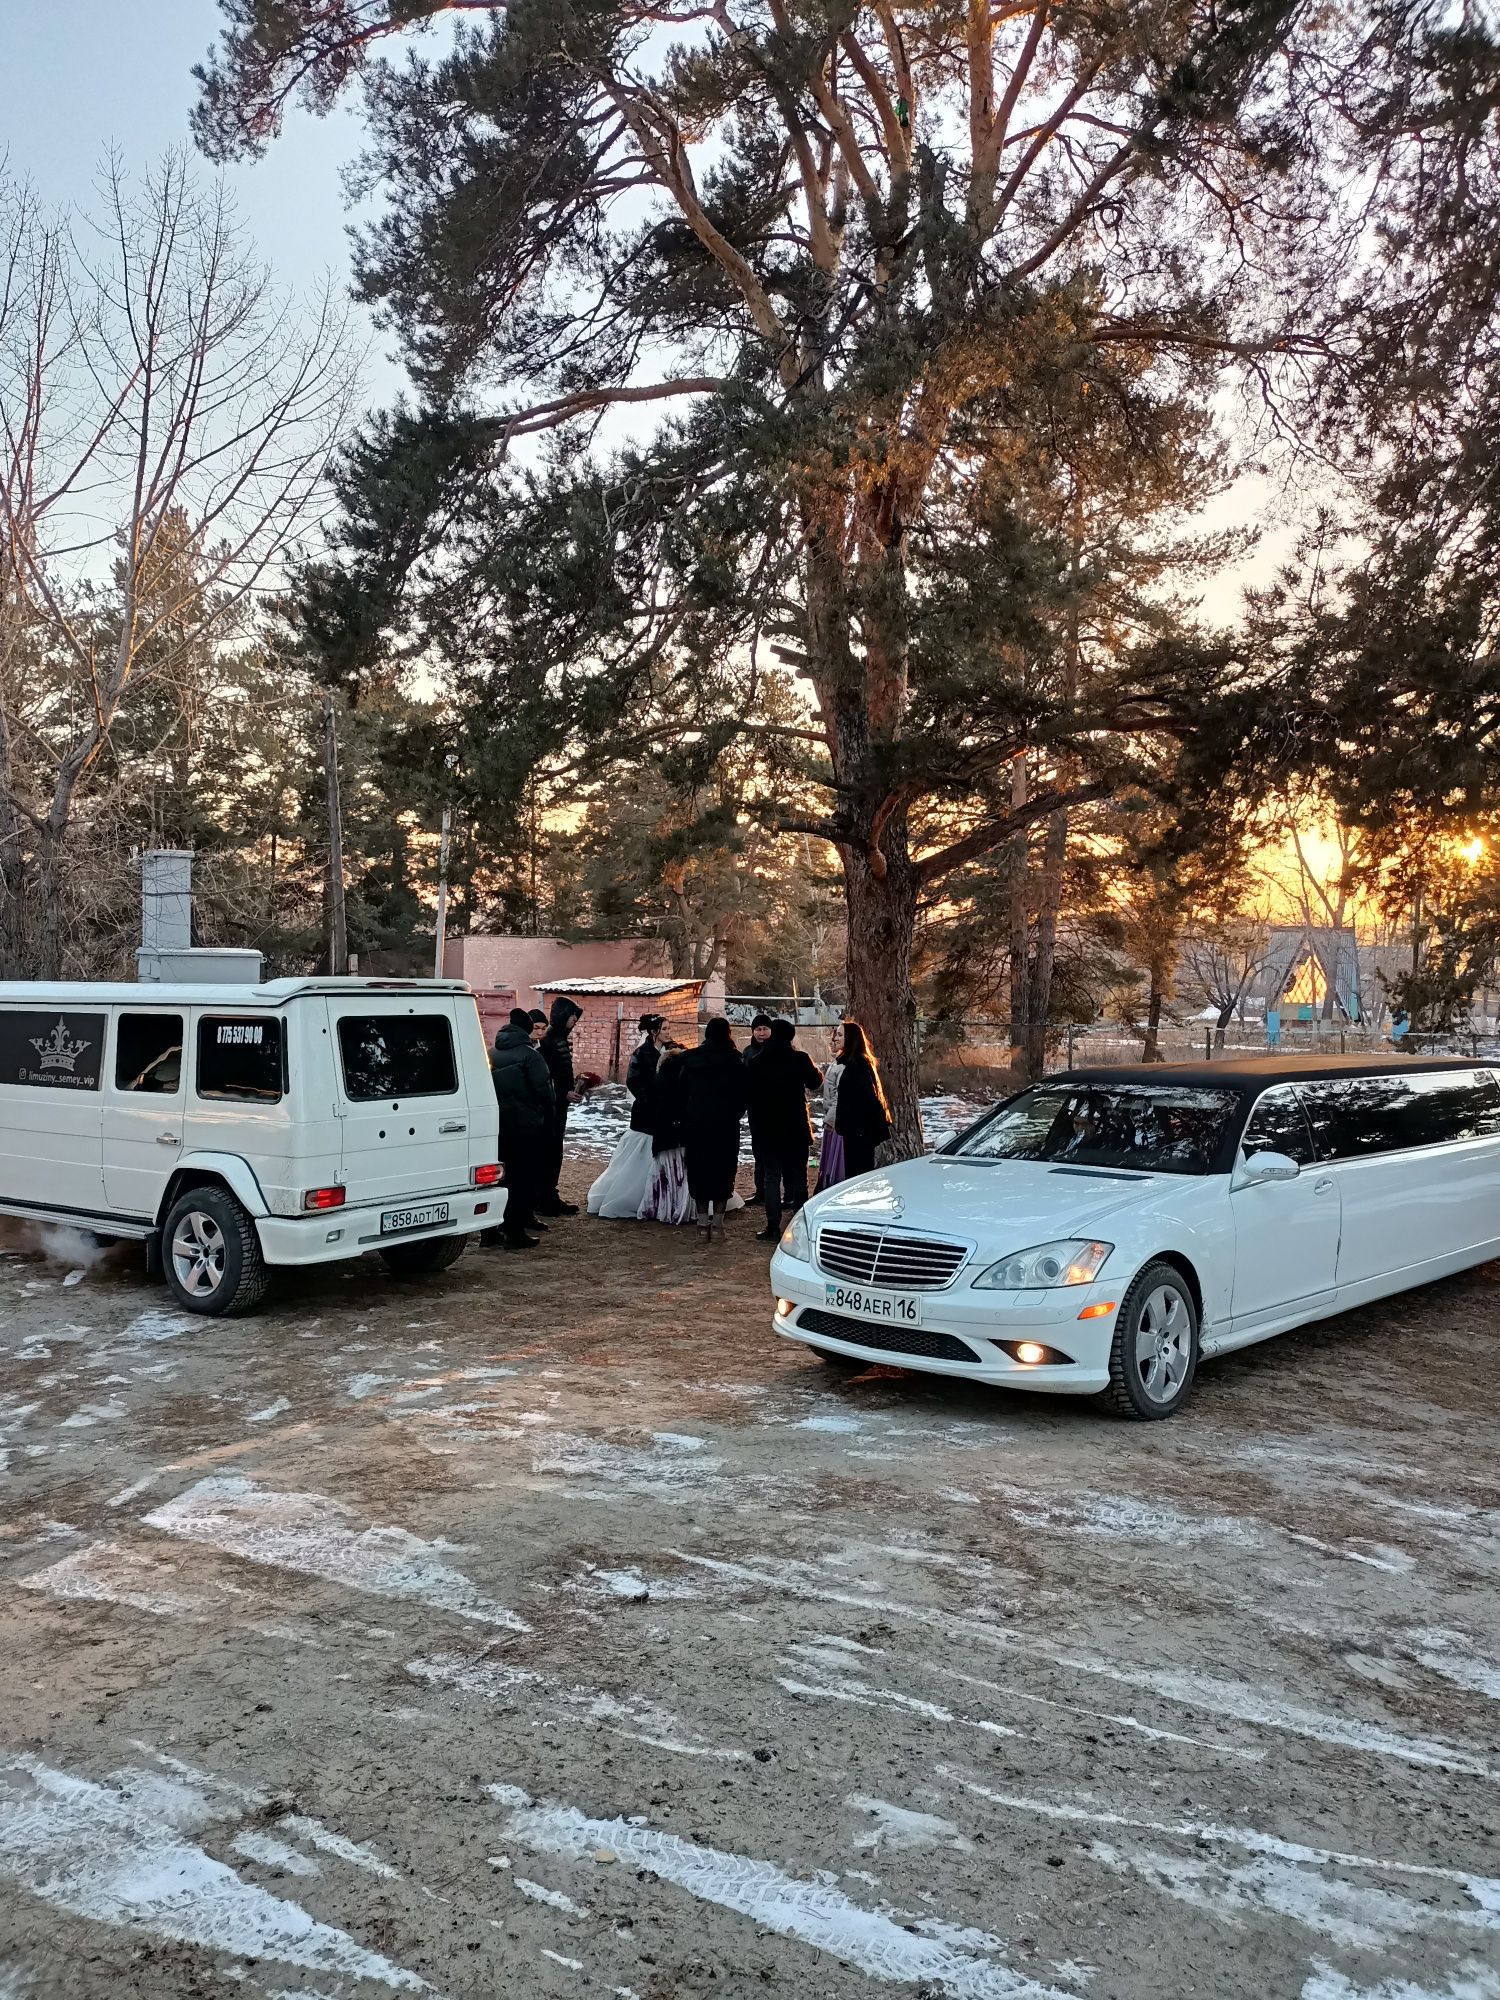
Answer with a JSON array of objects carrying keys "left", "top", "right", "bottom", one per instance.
[
  {"left": 120, "top": 1308, "right": 196, "bottom": 1343},
  {"left": 144, "top": 1475, "right": 528, "bottom": 1630},
  {"left": 850, "top": 1796, "right": 973, "bottom": 1854},
  {"left": 19, "top": 1540, "right": 245, "bottom": 1621},
  {"left": 231, "top": 1830, "right": 321, "bottom": 1877},
  {"left": 492, "top": 1783, "right": 1077, "bottom": 1998},
  {"left": 514, "top": 1876, "right": 589, "bottom": 1915},
  {"left": 1301, "top": 1965, "right": 1500, "bottom": 2000},
  {"left": 247, "top": 1397, "right": 292, "bottom": 1424}
]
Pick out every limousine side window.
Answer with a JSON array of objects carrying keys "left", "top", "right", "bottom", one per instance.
[
  {"left": 337, "top": 1014, "right": 457, "bottom": 1102},
  {"left": 197, "top": 1016, "right": 285, "bottom": 1102},
  {"left": 115, "top": 1013, "right": 184, "bottom": 1094},
  {"left": 1298, "top": 1071, "right": 1500, "bottom": 1161},
  {"left": 1240, "top": 1088, "right": 1317, "bottom": 1166}
]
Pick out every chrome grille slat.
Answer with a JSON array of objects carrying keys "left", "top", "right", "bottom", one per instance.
[{"left": 816, "top": 1225, "right": 967, "bottom": 1291}]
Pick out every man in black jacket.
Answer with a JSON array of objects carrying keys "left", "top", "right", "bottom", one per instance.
[
  {"left": 742, "top": 1018, "right": 824, "bottom": 1240},
  {"left": 490, "top": 1008, "right": 555, "bottom": 1249},
  {"left": 743, "top": 1012, "right": 774, "bottom": 1203},
  {"left": 537, "top": 996, "right": 584, "bottom": 1215}
]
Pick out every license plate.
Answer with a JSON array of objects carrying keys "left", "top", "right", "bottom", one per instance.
[
  {"left": 380, "top": 1202, "right": 451, "bottom": 1236},
  {"left": 824, "top": 1281, "right": 922, "bottom": 1325}
]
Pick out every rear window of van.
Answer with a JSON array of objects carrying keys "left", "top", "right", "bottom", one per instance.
[
  {"left": 337, "top": 1014, "right": 457, "bottom": 1101},
  {"left": 197, "top": 1016, "right": 285, "bottom": 1101}
]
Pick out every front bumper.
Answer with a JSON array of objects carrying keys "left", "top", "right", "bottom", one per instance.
[
  {"left": 768, "top": 1247, "right": 1115, "bottom": 1394},
  {"left": 255, "top": 1190, "right": 505, "bottom": 1267}
]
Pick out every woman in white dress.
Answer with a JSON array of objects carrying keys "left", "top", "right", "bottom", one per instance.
[{"left": 587, "top": 1016, "right": 664, "bottom": 1219}]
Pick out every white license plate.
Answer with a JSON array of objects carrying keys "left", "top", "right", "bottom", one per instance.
[
  {"left": 824, "top": 1281, "right": 922, "bottom": 1325},
  {"left": 380, "top": 1202, "right": 451, "bottom": 1236}
]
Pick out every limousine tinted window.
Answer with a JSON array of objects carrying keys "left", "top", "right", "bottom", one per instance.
[
  {"left": 950, "top": 1083, "right": 1239, "bottom": 1176},
  {"left": 197, "top": 1016, "right": 285, "bottom": 1102},
  {"left": 337, "top": 1014, "right": 457, "bottom": 1102},
  {"left": 1298, "top": 1069, "right": 1500, "bottom": 1160},
  {"left": 116, "top": 1013, "right": 183, "bottom": 1094},
  {"left": 1241, "top": 1088, "right": 1317, "bottom": 1166}
]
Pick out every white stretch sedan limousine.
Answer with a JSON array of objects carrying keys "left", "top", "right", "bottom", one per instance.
[{"left": 769, "top": 1056, "right": 1500, "bottom": 1419}]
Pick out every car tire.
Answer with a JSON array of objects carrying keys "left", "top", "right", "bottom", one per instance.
[
  {"left": 379, "top": 1235, "right": 467, "bottom": 1276},
  {"left": 1101, "top": 1259, "right": 1199, "bottom": 1420},
  {"left": 161, "top": 1186, "right": 270, "bottom": 1318}
]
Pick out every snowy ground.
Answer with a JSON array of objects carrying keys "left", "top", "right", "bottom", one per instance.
[
  {"left": 566, "top": 1083, "right": 989, "bottom": 1159},
  {"left": 1, "top": 1159, "right": 1498, "bottom": 2000}
]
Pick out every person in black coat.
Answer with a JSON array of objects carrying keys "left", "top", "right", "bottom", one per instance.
[
  {"left": 743, "top": 1012, "right": 774, "bottom": 1203},
  {"left": 626, "top": 1013, "right": 664, "bottom": 1134},
  {"left": 833, "top": 1019, "right": 891, "bottom": 1179},
  {"left": 669, "top": 1016, "right": 747, "bottom": 1240},
  {"left": 537, "top": 996, "right": 583, "bottom": 1215},
  {"left": 490, "top": 1009, "right": 556, "bottom": 1248},
  {"left": 743, "top": 1018, "right": 824, "bottom": 1239}
]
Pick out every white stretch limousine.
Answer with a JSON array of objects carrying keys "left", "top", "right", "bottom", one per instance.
[
  {"left": 770, "top": 1056, "right": 1500, "bottom": 1418},
  {"left": 0, "top": 979, "right": 502, "bottom": 1314}
]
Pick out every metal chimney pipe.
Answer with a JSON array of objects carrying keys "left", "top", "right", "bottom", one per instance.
[{"left": 140, "top": 849, "right": 194, "bottom": 955}]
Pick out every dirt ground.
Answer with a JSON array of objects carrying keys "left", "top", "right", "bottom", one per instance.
[{"left": 1, "top": 1148, "right": 1498, "bottom": 2000}]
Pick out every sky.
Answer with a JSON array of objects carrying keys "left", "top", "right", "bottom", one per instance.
[{"left": 4, "top": 0, "right": 404, "bottom": 402}]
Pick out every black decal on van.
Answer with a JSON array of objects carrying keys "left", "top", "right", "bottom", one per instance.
[{"left": 0, "top": 1010, "right": 105, "bottom": 1090}]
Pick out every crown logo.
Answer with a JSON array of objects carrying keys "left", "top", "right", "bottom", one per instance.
[{"left": 30, "top": 1017, "right": 89, "bottom": 1072}]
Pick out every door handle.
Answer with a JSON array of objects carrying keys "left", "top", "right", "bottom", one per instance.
[
  {"left": 1314, "top": 1176, "right": 1333, "bottom": 1193},
  {"left": 157, "top": 1132, "right": 180, "bottom": 1145},
  {"left": 439, "top": 1120, "right": 467, "bottom": 1133}
]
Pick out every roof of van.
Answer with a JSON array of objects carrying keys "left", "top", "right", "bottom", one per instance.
[
  {"left": 1058, "top": 1054, "right": 1487, "bottom": 1095},
  {"left": 0, "top": 978, "right": 476, "bottom": 1006}
]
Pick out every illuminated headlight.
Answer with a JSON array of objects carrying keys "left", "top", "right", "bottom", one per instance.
[
  {"left": 973, "top": 1240, "right": 1113, "bottom": 1290},
  {"left": 780, "top": 1209, "right": 812, "bottom": 1262}
]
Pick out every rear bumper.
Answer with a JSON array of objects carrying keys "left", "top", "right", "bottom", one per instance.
[
  {"left": 768, "top": 1249, "right": 1113, "bottom": 1394},
  {"left": 255, "top": 1190, "right": 505, "bottom": 1267}
]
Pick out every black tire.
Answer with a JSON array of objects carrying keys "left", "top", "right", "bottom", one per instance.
[
  {"left": 161, "top": 1185, "right": 270, "bottom": 1318},
  {"left": 379, "top": 1234, "right": 467, "bottom": 1276},
  {"left": 1102, "top": 1258, "right": 1200, "bottom": 1420}
]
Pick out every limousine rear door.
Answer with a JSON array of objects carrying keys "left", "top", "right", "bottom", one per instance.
[{"left": 1230, "top": 1086, "right": 1339, "bottom": 1330}]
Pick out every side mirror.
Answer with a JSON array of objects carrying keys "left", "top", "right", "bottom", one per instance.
[{"left": 1239, "top": 1149, "right": 1301, "bottom": 1186}]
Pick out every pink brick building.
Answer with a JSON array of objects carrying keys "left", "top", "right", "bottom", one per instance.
[
  {"left": 444, "top": 934, "right": 725, "bottom": 1015},
  {"left": 537, "top": 977, "right": 704, "bottom": 1080}
]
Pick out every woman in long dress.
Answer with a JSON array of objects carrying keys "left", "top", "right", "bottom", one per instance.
[
  {"left": 588, "top": 1016, "right": 664, "bottom": 1218},
  {"left": 639, "top": 1040, "right": 695, "bottom": 1224},
  {"left": 814, "top": 1023, "right": 846, "bottom": 1190},
  {"left": 833, "top": 1019, "right": 891, "bottom": 1179},
  {"left": 675, "top": 1016, "right": 748, "bottom": 1241}
]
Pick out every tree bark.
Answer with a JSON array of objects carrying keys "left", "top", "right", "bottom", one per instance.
[
  {"left": 323, "top": 690, "right": 349, "bottom": 976},
  {"left": 1142, "top": 976, "right": 1165, "bottom": 1062},
  {"left": 841, "top": 831, "right": 924, "bottom": 1158},
  {"left": 1007, "top": 756, "right": 1030, "bottom": 1071},
  {"left": 1025, "top": 802, "right": 1068, "bottom": 1079}
]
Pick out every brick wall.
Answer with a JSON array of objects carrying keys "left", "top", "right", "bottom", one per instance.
[{"left": 540, "top": 986, "right": 703, "bottom": 1079}]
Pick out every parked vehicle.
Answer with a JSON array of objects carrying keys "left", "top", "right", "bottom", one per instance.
[
  {"left": 0, "top": 979, "right": 502, "bottom": 1315},
  {"left": 769, "top": 1056, "right": 1500, "bottom": 1418}
]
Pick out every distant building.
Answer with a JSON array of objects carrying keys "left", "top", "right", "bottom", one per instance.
[
  {"left": 537, "top": 976, "right": 704, "bottom": 1079},
  {"left": 444, "top": 934, "right": 726, "bottom": 1017}
]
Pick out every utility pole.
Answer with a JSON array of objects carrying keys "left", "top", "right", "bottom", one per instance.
[{"left": 322, "top": 689, "right": 348, "bottom": 976}]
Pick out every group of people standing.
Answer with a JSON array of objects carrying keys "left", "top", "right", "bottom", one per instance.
[
  {"left": 584, "top": 1010, "right": 891, "bottom": 1242},
  {"left": 487, "top": 996, "right": 586, "bottom": 1250}
]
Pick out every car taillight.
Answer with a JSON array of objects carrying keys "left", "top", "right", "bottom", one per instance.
[
  {"left": 303, "top": 1186, "right": 346, "bottom": 1211},
  {"left": 472, "top": 1163, "right": 501, "bottom": 1187}
]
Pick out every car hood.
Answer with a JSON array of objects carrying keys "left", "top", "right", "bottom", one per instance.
[{"left": 808, "top": 1155, "right": 1164, "bottom": 1244}]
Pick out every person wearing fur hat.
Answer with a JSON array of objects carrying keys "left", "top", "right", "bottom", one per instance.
[
  {"left": 587, "top": 1014, "right": 665, "bottom": 1219},
  {"left": 489, "top": 1008, "right": 555, "bottom": 1249}
]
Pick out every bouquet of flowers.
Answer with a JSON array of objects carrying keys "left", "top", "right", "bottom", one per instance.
[{"left": 575, "top": 1070, "right": 605, "bottom": 1097}]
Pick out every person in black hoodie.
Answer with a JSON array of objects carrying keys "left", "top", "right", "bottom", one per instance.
[
  {"left": 743, "top": 1012, "right": 774, "bottom": 1203},
  {"left": 833, "top": 1019, "right": 891, "bottom": 1179},
  {"left": 536, "top": 995, "right": 583, "bottom": 1215},
  {"left": 490, "top": 1008, "right": 555, "bottom": 1248},
  {"left": 743, "top": 1018, "right": 824, "bottom": 1240},
  {"left": 670, "top": 1016, "right": 747, "bottom": 1240}
]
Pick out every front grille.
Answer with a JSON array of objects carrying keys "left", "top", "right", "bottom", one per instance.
[
  {"left": 795, "top": 1307, "right": 980, "bottom": 1364},
  {"left": 817, "top": 1225, "right": 967, "bottom": 1291}
]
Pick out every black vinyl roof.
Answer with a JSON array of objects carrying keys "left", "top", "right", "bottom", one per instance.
[{"left": 1054, "top": 1054, "right": 1486, "bottom": 1097}]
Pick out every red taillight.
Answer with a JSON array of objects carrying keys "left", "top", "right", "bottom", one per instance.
[
  {"left": 472, "top": 1163, "right": 501, "bottom": 1187},
  {"left": 303, "top": 1186, "right": 346, "bottom": 1211}
]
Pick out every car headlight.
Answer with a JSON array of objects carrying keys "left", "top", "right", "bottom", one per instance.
[
  {"left": 973, "top": 1239, "right": 1112, "bottom": 1289},
  {"left": 779, "top": 1209, "right": 811, "bottom": 1261}
]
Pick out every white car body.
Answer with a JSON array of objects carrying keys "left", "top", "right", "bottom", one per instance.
[
  {"left": 0, "top": 978, "right": 502, "bottom": 1299},
  {"left": 770, "top": 1057, "right": 1500, "bottom": 1412}
]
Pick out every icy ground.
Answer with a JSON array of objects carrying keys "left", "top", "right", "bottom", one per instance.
[{"left": 1, "top": 1160, "right": 1498, "bottom": 1999}]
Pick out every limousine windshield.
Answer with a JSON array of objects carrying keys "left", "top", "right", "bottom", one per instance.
[{"left": 947, "top": 1081, "right": 1240, "bottom": 1176}]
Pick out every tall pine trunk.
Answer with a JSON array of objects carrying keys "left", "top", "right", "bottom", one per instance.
[
  {"left": 841, "top": 833, "right": 923, "bottom": 1160},
  {"left": 1025, "top": 803, "right": 1068, "bottom": 1079}
]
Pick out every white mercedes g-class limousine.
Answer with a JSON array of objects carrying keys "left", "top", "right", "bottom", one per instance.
[
  {"left": 770, "top": 1056, "right": 1500, "bottom": 1419},
  {"left": 0, "top": 978, "right": 502, "bottom": 1314}
]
